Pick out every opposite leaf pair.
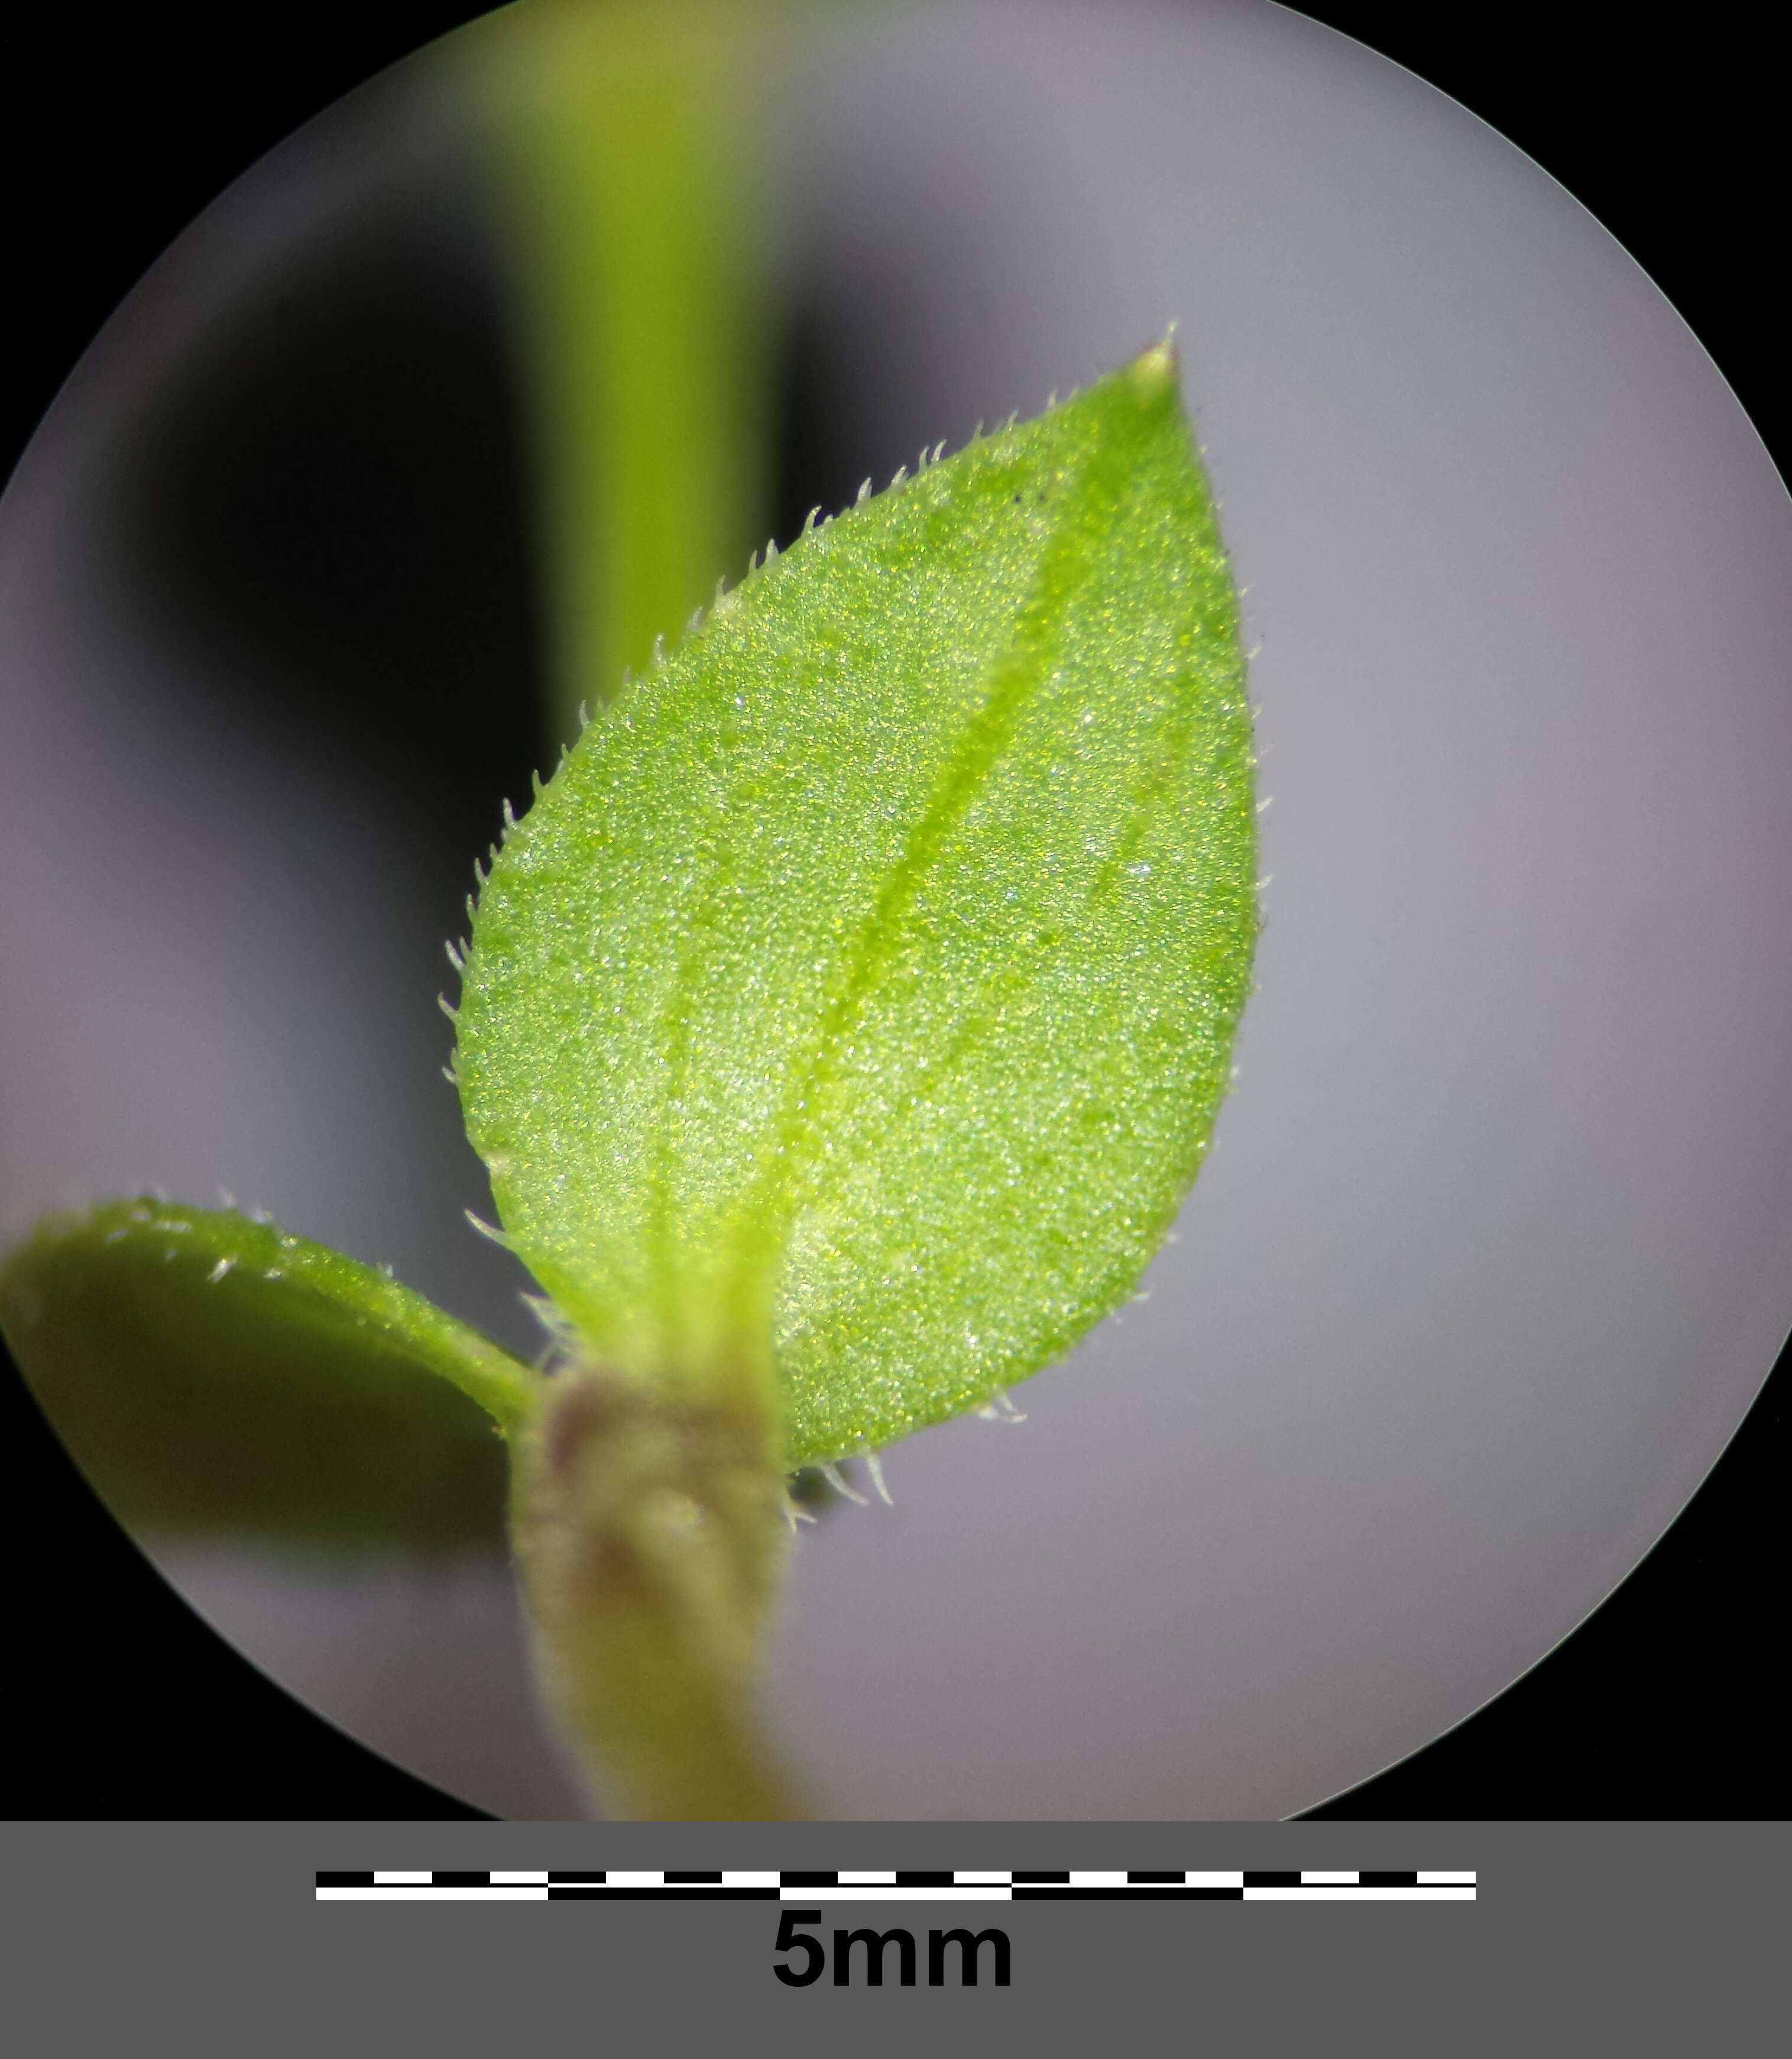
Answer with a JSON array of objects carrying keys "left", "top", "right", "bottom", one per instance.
[{"left": 1, "top": 342, "right": 1257, "bottom": 1817}]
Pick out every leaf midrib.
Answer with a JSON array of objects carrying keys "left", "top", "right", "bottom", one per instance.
[{"left": 700, "top": 432, "right": 1136, "bottom": 1314}]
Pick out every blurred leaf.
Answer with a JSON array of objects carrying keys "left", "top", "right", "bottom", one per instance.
[
  {"left": 456, "top": 344, "right": 1258, "bottom": 1463},
  {"left": 0, "top": 1199, "right": 536, "bottom": 1552}
]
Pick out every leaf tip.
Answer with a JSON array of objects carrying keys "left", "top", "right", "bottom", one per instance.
[{"left": 1127, "top": 329, "right": 1180, "bottom": 399}]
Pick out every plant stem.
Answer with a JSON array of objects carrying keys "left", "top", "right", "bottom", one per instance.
[
  {"left": 464, "top": 0, "right": 779, "bottom": 747},
  {"left": 509, "top": 1362, "right": 801, "bottom": 1819}
]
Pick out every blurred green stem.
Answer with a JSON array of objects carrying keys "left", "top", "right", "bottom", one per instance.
[{"left": 467, "top": 0, "right": 779, "bottom": 746}]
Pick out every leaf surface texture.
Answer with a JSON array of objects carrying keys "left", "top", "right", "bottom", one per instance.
[{"left": 458, "top": 345, "right": 1256, "bottom": 1462}]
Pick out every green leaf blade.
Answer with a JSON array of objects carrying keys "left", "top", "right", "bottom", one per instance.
[
  {"left": 1, "top": 1199, "right": 537, "bottom": 1551},
  {"left": 459, "top": 342, "right": 1256, "bottom": 1462}
]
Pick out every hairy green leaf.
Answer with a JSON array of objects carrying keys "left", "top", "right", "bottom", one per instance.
[
  {"left": 456, "top": 342, "right": 1257, "bottom": 1464},
  {"left": 0, "top": 1199, "right": 536, "bottom": 1551}
]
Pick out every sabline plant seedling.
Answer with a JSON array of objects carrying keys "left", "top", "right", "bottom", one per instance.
[{"left": 1, "top": 342, "right": 1257, "bottom": 1818}]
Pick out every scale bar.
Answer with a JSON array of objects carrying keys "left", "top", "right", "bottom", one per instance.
[{"left": 318, "top": 1868, "right": 1475, "bottom": 1904}]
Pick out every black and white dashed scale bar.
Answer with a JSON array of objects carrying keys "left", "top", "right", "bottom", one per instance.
[{"left": 317, "top": 1869, "right": 1475, "bottom": 1902}]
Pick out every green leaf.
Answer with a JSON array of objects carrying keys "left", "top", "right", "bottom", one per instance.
[
  {"left": 456, "top": 342, "right": 1257, "bottom": 1464},
  {"left": 1, "top": 1199, "right": 537, "bottom": 1552}
]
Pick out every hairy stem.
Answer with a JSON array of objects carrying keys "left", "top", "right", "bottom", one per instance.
[{"left": 510, "top": 1364, "right": 800, "bottom": 1820}]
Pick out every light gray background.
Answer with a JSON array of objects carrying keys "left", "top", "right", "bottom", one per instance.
[{"left": 3, "top": 0, "right": 1789, "bottom": 1818}]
